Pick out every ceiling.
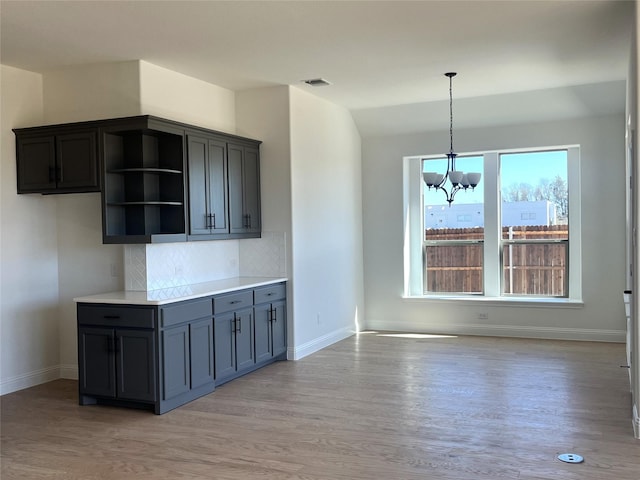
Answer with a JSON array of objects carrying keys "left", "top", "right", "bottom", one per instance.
[{"left": 0, "top": 0, "right": 633, "bottom": 136}]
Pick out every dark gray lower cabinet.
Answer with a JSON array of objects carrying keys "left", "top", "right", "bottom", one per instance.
[
  {"left": 212, "top": 289, "right": 254, "bottom": 385},
  {"left": 213, "top": 308, "right": 254, "bottom": 384},
  {"left": 189, "top": 318, "right": 216, "bottom": 389},
  {"left": 254, "top": 283, "right": 287, "bottom": 365},
  {"left": 254, "top": 300, "right": 287, "bottom": 364},
  {"left": 78, "top": 325, "right": 156, "bottom": 404},
  {"left": 77, "top": 282, "right": 286, "bottom": 414},
  {"left": 160, "top": 317, "right": 215, "bottom": 412},
  {"left": 161, "top": 323, "right": 190, "bottom": 399},
  {"left": 159, "top": 299, "right": 215, "bottom": 413}
]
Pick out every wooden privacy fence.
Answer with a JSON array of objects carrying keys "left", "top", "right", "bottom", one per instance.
[{"left": 424, "top": 226, "right": 568, "bottom": 295}]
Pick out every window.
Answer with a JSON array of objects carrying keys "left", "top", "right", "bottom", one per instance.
[
  {"left": 423, "top": 156, "right": 484, "bottom": 294},
  {"left": 404, "top": 146, "right": 581, "bottom": 301},
  {"left": 500, "top": 150, "right": 568, "bottom": 296}
]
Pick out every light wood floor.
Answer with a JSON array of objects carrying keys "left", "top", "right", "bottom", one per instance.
[{"left": 1, "top": 333, "right": 639, "bottom": 479}]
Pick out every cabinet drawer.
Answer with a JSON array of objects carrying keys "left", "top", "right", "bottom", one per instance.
[
  {"left": 161, "top": 299, "right": 212, "bottom": 328},
  {"left": 77, "top": 304, "right": 155, "bottom": 329},
  {"left": 254, "top": 283, "right": 286, "bottom": 304},
  {"left": 214, "top": 290, "right": 253, "bottom": 314}
]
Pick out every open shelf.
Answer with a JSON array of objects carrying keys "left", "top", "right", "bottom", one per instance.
[
  {"left": 108, "top": 201, "right": 183, "bottom": 206},
  {"left": 102, "top": 125, "right": 186, "bottom": 244},
  {"left": 108, "top": 168, "right": 183, "bottom": 175}
]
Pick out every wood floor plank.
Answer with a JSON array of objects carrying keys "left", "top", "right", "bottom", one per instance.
[{"left": 1, "top": 334, "right": 638, "bottom": 479}]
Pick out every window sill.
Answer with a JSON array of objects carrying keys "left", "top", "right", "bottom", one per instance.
[{"left": 402, "top": 295, "right": 584, "bottom": 309}]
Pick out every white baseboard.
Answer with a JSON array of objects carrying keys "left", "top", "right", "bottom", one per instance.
[
  {"left": 59, "top": 364, "right": 78, "bottom": 380},
  {"left": 1, "top": 364, "right": 78, "bottom": 396},
  {"left": 365, "top": 320, "right": 625, "bottom": 343},
  {"left": 290, "top": 326, "right": 355, "bottom": 360},
  {"left": 0, "top": 366, "right": 60, "bottom": 396}
]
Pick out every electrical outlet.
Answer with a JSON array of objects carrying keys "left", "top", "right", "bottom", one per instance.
[
  {"left": 317, "top": 313, "right": 321, "bottom": 325},
  {"left": 110, "top": 263, "right": 119, "bottom": 277},
  {"left": 477, "top": 312, "right": 489, "bottom": 320}
]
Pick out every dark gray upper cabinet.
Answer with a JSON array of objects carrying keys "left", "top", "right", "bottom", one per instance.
[
  {"left": 15, "top": 128, "right": 99, "bottom": 194},
  {"left": 228, "top": 143, "right": 261, "bottom": 236},
  {"left": 187, "top": 135, "right": 261, "bottom": 241},
  {"left": 14, "top": 115, "right": 261, "bottom": 243},
  {"left": 187, "top": 135, "right": 229, "bottom": 237}
]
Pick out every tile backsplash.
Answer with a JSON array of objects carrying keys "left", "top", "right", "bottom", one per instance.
[
  {"left": 124, "top": 245, "right": 148, "bottom": 291},
  {"left": 239, "top": 231, "right": 287, "bottom": 277},
  {"left": 124, "top": 232, "right": 287, "bottom": 291}
]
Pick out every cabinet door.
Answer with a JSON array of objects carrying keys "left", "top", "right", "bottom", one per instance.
[
  {"left": 117, "top": 329, "right": 157, "bottom": 402},
  {"left": 187, "top": 136, "right": 210, "bottom": 235},
  {"left": 190, "top": 318, "right": 214, "bottom": 389},
  {"left": 16, "top": 135, "right": 56, "bottom": 193},
  {"left": 254, "top": 304, "right": 272, "bottom": 364},
  {"left": 162, "top": 324, "right": 190, "bottom": 400},
  {"left": 207, "top": 140, "right": 229, "bottom": 235},
  {"left": 243, "top": 147, "right": 261, "bottom": 234},
  {"left": 78, "top": 326, "right": 116, "bottom": 398},
  {"left": 188, "top": 137, "right": 229, "bottom": 237},
  {"left": 228, "top": 144, "right": 245, "bottom": 234},
  {"left": 235, "top": 308, "right": 255, "bottom": 373},
  {"left": 214, "top": 313, "right": 236, "bottom": 381},
  {"left": 56, "top": 131, "right": 99, "bottom": 190},
  {"left": 228, "top": 144, "right": 261, "bottom": 235},
  {"left": 271, "top": 300, "right": 287, "bottom": 358}
]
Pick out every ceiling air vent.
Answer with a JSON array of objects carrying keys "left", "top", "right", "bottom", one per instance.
[{"left": 303, "top": 78, "right": 331, "bottom": 87}]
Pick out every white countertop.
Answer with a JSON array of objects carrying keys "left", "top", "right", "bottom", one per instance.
[{"left": 73, "top": 276, "right": 288, "bottom": 305}]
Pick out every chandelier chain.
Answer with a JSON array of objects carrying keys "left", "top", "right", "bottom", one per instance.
[{"left": 449, "top": 74, "right": 454, "bottom": 154}]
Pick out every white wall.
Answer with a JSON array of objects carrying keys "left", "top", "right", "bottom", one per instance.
[
  {"left": 139, "top": 60, "right": 236, "bottom": 133},
  {"left": 42, "top": 61, "right": 141, "bottom": 124},
  {"left": 289, "top": 87, "right": 364, "bottom": 357},
  {"left": 0, "top": 65, "right": 60, "bottom": 394},
  {"left": 363, "top": 114, "right": 626, "bottom": 341}
]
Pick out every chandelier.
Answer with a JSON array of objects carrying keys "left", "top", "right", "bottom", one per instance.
[{"left": 423, "top": 72, "right": 481, "bottom": 205}]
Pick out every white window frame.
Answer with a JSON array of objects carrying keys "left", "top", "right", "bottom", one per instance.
[{"left": 403, "top": 145, "right": 582, "bottom": 305}]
